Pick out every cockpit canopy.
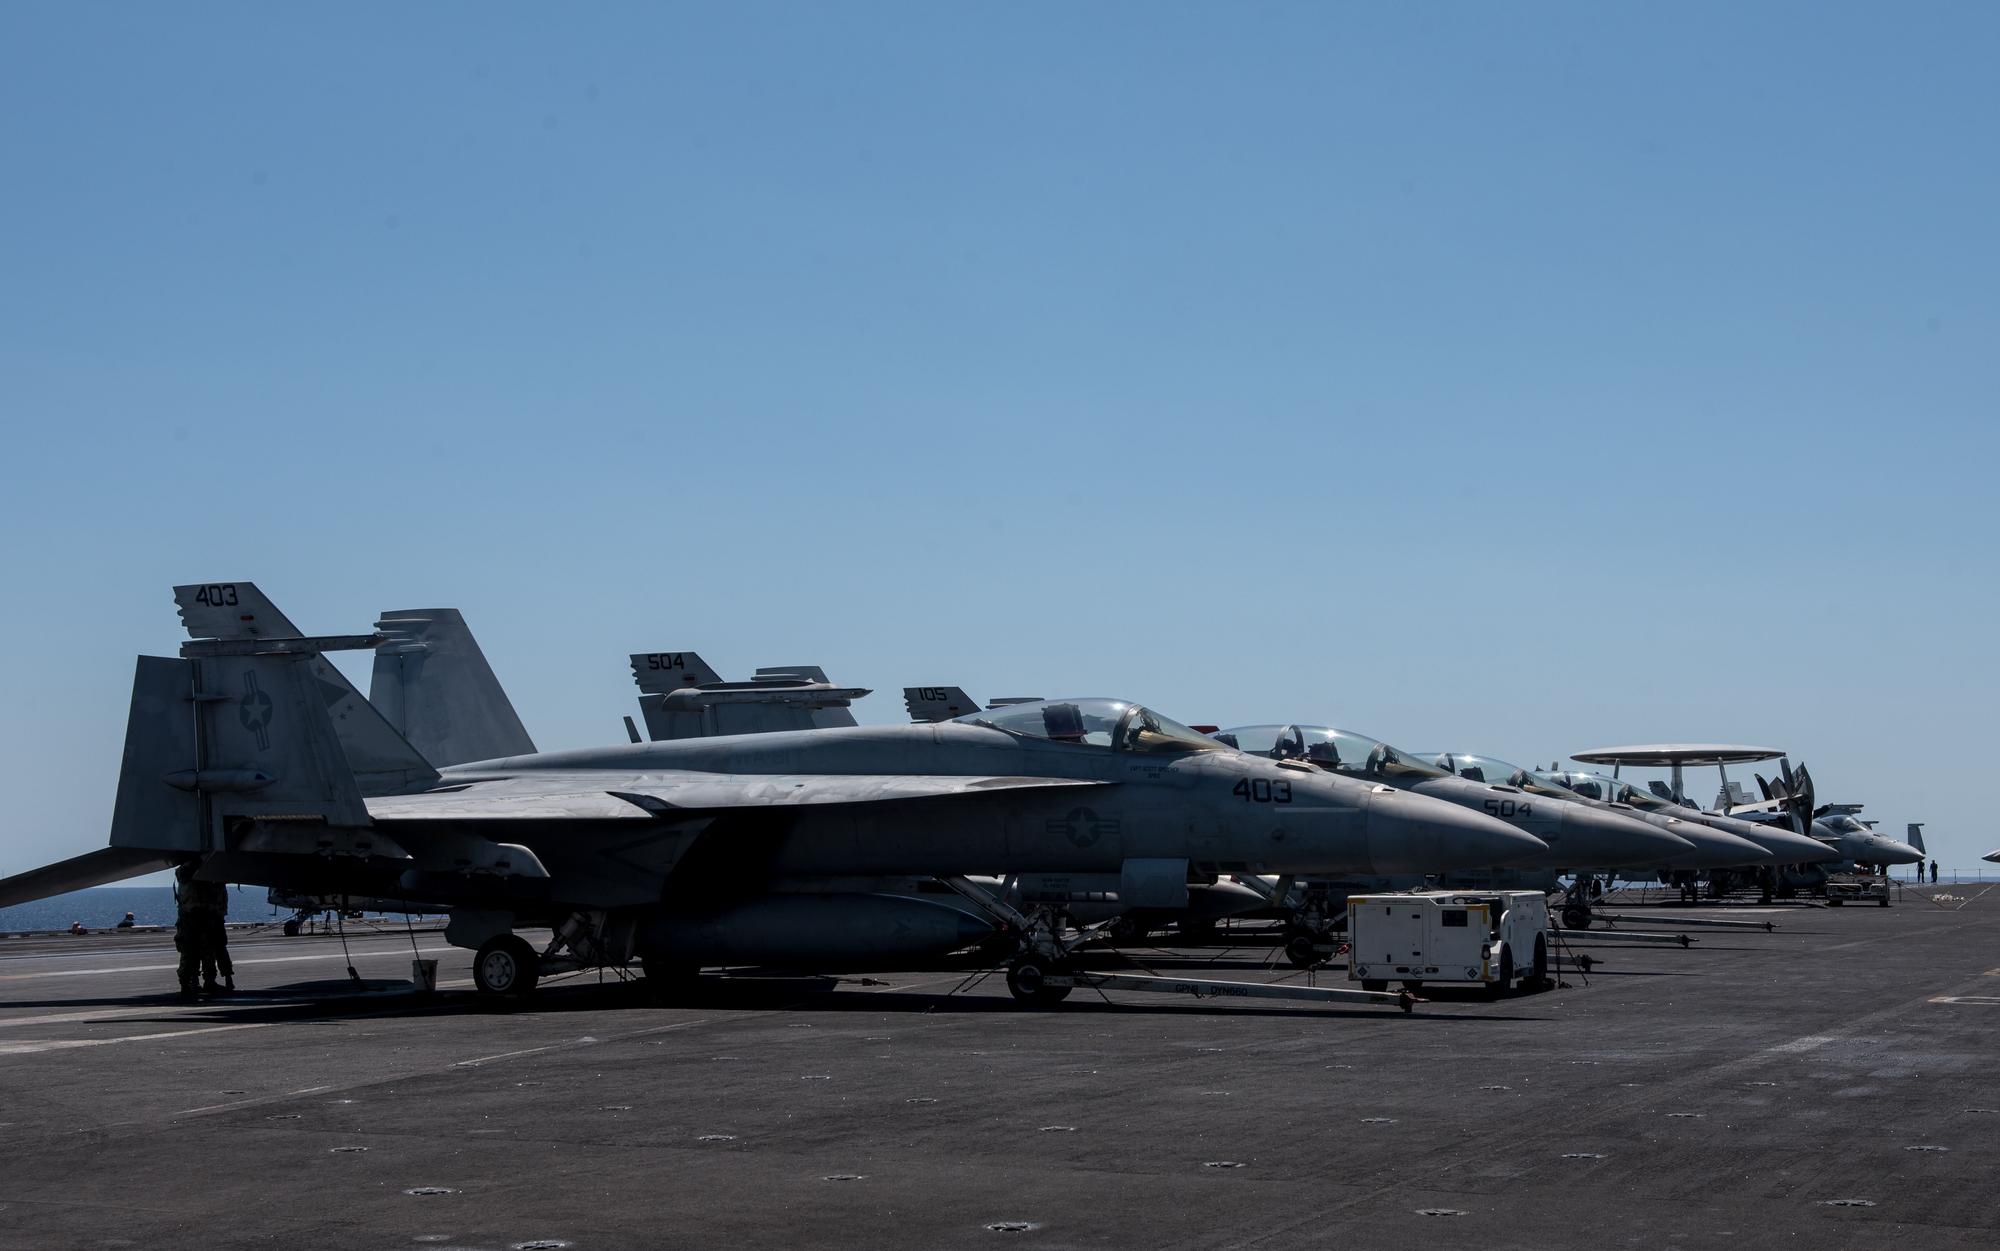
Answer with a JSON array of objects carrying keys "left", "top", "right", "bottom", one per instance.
[
  {"left": 958, "top": 699, "right": 1224, "bottom": 755},
  {"left": 1217, "top": 724, "right": 1447, "bottom": 780},
  {"left": 1823, "top": 814, "right": 1871, "bottom": 835},
  {"left": 1427, "top": 752, "right": 1583, "bottom": 799},
  {"left": 1538, "top": 770, "right": 1664, "bottom": 809}
]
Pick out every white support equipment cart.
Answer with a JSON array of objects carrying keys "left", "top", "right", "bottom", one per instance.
[{"left": 1347, "top": 890, "right": 1550, "bottom": 996}]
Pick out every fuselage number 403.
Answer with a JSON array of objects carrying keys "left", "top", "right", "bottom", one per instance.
[{"left": 1233, "top": 778, "right": 1292, "bottom": 803}]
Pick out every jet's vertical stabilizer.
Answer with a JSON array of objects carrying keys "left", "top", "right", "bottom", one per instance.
[
  {"left": 632, "top": 652, "right": 724, "bottom": 693},
  {"left": 372, "top": 610, "right": 535, "bottom": 767},
  {"left": 904, "top": 686, "right": 983, "bottom": 723},
  {"left": 630, "top": 652, "right": 720, "bottom": 740},
  {"left": 1907, "top": 823, "right": 1926, "bottom": 855},
  {"left": 112, "top": 651, "right": 373, "bottom": 855},
  {"left": 174, "top": 582, "right": 439, "bottom": 795},
  {"left": 174, "top": 581, "right": 301, "bottom": 642}
]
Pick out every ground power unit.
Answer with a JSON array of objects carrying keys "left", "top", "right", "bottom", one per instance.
[{"left": 1348, "top": 890, "right": 1550, "bottom": 995}]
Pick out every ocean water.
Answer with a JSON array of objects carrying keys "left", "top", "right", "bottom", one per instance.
[
  {"left": 0, "top": 886, "right": 254, "bottom": 933},
  {"left": 0, "top": 885, "right": 438, "bottom": 934}
]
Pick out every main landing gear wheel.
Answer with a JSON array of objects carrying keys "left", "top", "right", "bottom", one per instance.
[
  {"left": 473, "top": 934, "right": 540, "bottom": 997},
  {"left": 1560, "top": 902, "right": 1592, "bottom": 931},
  {"left": 1283, "top": 932, "right": 1324, "bottom": 969},
  {"left": 281, "top": 919, "right": 301, "bottom": 937},
  {"left": 1106, "top": 915, "right": 1146, "bottom": 945},
  {"left": 1005, "top": 959, "right": 1072, "bottom": 1007}
]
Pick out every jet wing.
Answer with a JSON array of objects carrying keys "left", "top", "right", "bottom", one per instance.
[
  {"left": 365, "top": 774, "right": 1112, "bottom": 821},
  {"left": 0, "top": 847, "right": 181, "bottom": 910}
]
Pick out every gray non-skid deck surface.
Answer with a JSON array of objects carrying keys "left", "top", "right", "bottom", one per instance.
[{"left": 1, "top": 887, "right": 1995, "bottom": 1250}]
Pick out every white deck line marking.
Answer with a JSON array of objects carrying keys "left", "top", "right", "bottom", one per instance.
[
  {"left": 1930, "top": 995, "right": 2000, "bottom": 1005},
  {"left": 0, "top": 946, "right": 455, "bottom": 983},
  {"left": 0, "top": 1022, "right": 273, "bottom": 1056},
  {"left": 452, "top": 1042, "right": 570, "bottom": 1068},
  {"left": 1767, "top": 1035, "right": 1835, "bottom": 1054},
  {"left": 174, "top": 1085, "right": 334, "bottom": 1117}
]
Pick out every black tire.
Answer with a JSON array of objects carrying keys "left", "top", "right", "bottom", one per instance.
[
  {"left": 1179, "top": 919, "right": 1219, "bottom": 946},
  {"left": 1106, "top": 915, "right": 1145, "bottom": 945},
  {"left": 1283, "top": 933, "right": 1322, "bottom": 969},
  {"left": 1005, "top": 960, "right": 1072, "bottom": 1006},
  {"left": 1400, "top": 980, "right": 1424, "bottom": 993},
  {"left": 1485, "top": 947, "right": 1513, "bottom": 999},
  {"left": 1560, "top": 902, "right": 1591, "bottom": 931},
  {"left": 473, "top": 934, "right": 539, "bottom": 996},
  {"left": 281, "top": 919, "right": 301, "bottom": 937},
  {"left": 1360, "top": 979, "right": 1388, "bottom": 992},
  {"left": 1877, "top": 893, "right": 1889, "bottom": 908},
  {"left": 1525, "top": 934, "right": 1548, "bottom": 989}
]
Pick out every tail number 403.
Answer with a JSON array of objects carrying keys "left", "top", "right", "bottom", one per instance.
[{"left": 1233, "top": 779, "right": 1292, "bottom": 803}]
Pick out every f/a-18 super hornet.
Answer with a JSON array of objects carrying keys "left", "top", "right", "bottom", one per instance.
[
  {"left": 0, "top": 583, "right": 1545, "bottom": 1007},
  {"left": 902, "top": 686, "right": 1261, "bottom": 942},
  {"left": 1213, "top": 725, "right": 1693, "bottom": 960},
  {"left": 1707, "top": 764, "right": 1923, "bottom": 871},
  {"left": 1785, "top": 808, "right": 1923, "bottom": 869},
  {"left": 1542, "top": 745, "right": 1842, "bottom": 906},
  {"left": 1218, "top": 727, "right": 1691, "bottom": 870},
  {"left": 1424, "top": 752, "right": 1776, "bottom": 926}
]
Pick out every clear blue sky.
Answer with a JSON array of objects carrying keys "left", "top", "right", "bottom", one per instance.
[{"left": 2, "top": 4, "right": 1995, "bottom": 877}]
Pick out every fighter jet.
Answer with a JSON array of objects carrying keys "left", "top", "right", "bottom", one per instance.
[
  {"left": 1984, "top": 849, "right": 2000, "bottom": 865},
  {"left": 1425, "top": 751, "right": 1775, "bottom": 876},
  {"left": 0, "top": 584, "right": 1545, "bottom": 1007},
  {"left": 1209, "top": 726, "right": 1690, "bottom": 962},
  {"left": 1217, "top": 726, "right": 1692, "bottom": 871},
  {"left": 903, "top": 687, "right": 1264, "bottom": 941},
  {"left": 1784, "top": 808, "right": 1924, "bottom": 868},
  {"left": 1537, "top": 769, "right": 1840, "bottom": 897},
  {"left": 1709, "top": 764, "right": 1924, "bottom": 870}
]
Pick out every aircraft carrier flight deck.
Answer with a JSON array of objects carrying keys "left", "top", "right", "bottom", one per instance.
[{"left": 2, "top": 887, "right": 1994, "bottom": 1251}]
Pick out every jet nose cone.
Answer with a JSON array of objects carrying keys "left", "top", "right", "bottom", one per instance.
[
  {"left": 1365, "top": 787, "right": 1548, "bottom": 872},
  {"left": 1874, "top": 841, "right": 1925, "bottom": 866},
  {"left": 1559, "top": 804, "right": 1693, "bottom": 868},
  {"left": 1665, "top": 825, "right": 1774, "bottom": 869}
]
